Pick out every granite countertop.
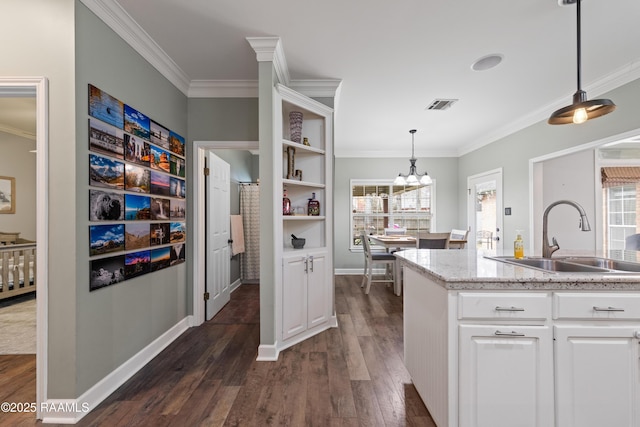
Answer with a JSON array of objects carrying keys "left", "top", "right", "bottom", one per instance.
[{"left": 395, "top": 248, "right": 640, "bottom": 291}]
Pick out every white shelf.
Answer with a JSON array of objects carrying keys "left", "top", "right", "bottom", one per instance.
[
  {"left": 283, "top": 215, "right": 326, "bottom": 221},
  {"left": 282, "top": 139, "right": 325, "bottom": 155},
  {"left": 282, "top": 178, "right": 325, "bottom": 189}
]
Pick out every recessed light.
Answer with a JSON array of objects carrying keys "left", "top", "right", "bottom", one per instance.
[{"left": 471, "top": 54, "right": 504, "bottom": 71}]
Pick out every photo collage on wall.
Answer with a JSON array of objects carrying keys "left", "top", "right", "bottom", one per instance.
[{"left": 88, "top": 84, "right": 186, "bottom": 292}]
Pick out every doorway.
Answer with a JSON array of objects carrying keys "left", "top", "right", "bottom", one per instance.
[
  {"left": 0, "top": 77, "right": 48, "bottom": 418},
  {"left": 192, "top": 140, "right": 258, "bottom": 326},
  {"left": 467, "top": 168, "right": 503, "bottom": 250}
]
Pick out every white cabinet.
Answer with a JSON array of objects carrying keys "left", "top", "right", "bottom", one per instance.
[
  {"left": 553, "top": 293, "right": 640, "bottom": 427},
  {"left": 458, "top": 325, "right": 554, "bottom": 427},
  {"left": 282, "top": 251, "right": 330, "bottom": 341}
]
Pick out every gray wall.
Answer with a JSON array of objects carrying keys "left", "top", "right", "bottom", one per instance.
[
  {"left": 0, "top": 132, "right": 36, "bottom": 240},
  {"left": 334, "top": 156, "right": 459, "bottom": 269},
  {"left": 75, "top": 2, "right": 188, "bottom": 396},
  {"left": 458, "top": 78, "right": 640, "bottom": 253}
]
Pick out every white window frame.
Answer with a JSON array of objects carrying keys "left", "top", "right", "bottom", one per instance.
[{"left": 349, "top": 178, "right": 436, "bottom": 251}]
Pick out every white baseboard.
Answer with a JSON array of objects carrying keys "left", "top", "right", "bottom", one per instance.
[
  {"left": 41, "top": 316, "right": 191, "bottom": 424},
  {"left": 229, "top": 278, "right": 242, "bottom": 292},
  {"left": 256, "top": 343, "right": 279, "bottom": 361}
]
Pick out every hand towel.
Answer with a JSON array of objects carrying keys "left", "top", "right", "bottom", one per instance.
[{"left": 230, "top": 215, "right": 245, "bottom": 256}]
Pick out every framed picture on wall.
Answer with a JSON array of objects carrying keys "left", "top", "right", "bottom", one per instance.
[{"left": 0, "top": 176, "right": 16, "bottom": 214}]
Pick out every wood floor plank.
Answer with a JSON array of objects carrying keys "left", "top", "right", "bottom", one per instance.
[{"left": 1, "top": 279, "right": 435, "bottom": 427}]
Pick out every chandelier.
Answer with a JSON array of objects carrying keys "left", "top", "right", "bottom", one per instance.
[{"left": 394, "top": 129, "right": 432, "bottom": 186}]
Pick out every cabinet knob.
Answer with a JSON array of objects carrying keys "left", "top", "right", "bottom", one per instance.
[{"left": 635, "top": 331, "right": 640, "bottom": 339}]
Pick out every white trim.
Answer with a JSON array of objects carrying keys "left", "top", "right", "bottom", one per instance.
[
  {"left": 335, "top": 149, "right": 458, "bottom": 158},
  {"left": 246, "top": 37, "right": 290, "bottom": 86},
  {"left": 40, "top": 317, "right": 191, "bottom": 424},
  {"left": 229, "top": 278, "right": 242, "bottom": 293},
  {"left": 0, "top": 77, "right": 49, "bottom": 420},
  {"left": 466, "top": 168, "right": 503, "bottom": 250},
  {"left": 257, "top": 343, "right": 279, "bottom": 361},
  {"left": 289, "top": 79, "right": 342, "bottom": 98},
  {"left": 192, "top": 140, "right": 259, "bottom": 327},
  {"left": 79, "top": 0, "right": 191, "bottom": 95}
]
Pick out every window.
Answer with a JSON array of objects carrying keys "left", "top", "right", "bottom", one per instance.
[
  {"left": 604, "top": 184, "right": 637, "bottom": 250},
  {"left": 350, "top": 179, "right": 434, "bottom": 250}
]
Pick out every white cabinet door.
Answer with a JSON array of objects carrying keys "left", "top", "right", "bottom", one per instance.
[
  {"left": 282, "top": 255, "right": 307, "bottom": 340},
  {"left": 306, "top": 252, "right": 328, "bottom": 329},
  {"left": 458, "top": 325, "right": 554, "bottom": 427},
  {"left": 555, "top": 325, "right": 640, "bottom": 427}
]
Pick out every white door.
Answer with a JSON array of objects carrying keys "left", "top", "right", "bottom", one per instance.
[
  {"left": 458, "top": 324, "right": 554, "bottom": 427},
  {"left": 555, "top": 325, "right": 640, "bottom": 427},
  {"left": 282, "top": 255, "right": 307, "bottom": 340},
  {"left": 306, "top": 252, "right": 328, "bottom": 329},
  {"left": 205, "top": 152, "right": 231, "bottom": 320},
  {"left": 468, "top": 169, "right": 503, "bottom": 250}
]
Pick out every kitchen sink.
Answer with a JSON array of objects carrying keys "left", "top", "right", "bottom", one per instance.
[{"left": 486, "top": 256, "right": 640, "bottom": 274}]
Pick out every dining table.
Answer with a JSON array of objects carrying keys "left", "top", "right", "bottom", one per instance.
[{"left": 367, "top": 234, "right": 417, "bottom": 296}]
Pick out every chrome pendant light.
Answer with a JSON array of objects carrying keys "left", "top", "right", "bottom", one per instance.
[
  {"left": 548, "top": 0, "right": 615, "bottom": 125},
  {"left": 394, "top": 129, "right": 432, "bottom": 186}
]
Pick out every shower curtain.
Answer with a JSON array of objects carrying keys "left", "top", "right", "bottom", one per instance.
[{"left": 240, "top": 184, "right": 260, "bottom": 282}]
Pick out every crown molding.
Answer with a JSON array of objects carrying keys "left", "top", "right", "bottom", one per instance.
[
  {"left": 335, "top": 148, "right": 458, "bottom": 158},
  {"left": 188, "top": 80, "right": 258, "bottom": 98},
  {"left": 457, "top": 58, "right": 640, "bottom": 157},
  {"left": 80, "top": 0, "right": 191, "bottom": 95},
  {"left": 290, "top": 79, "right": 343, "bottom": 98},
  {"left": 0, "top": 124, "right": 36, "bottom": 140},
  {"left": 246, "top": 37, "right": 290, "bottom": 86}
]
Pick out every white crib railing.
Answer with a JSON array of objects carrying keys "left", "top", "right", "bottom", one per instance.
[{"left": 0, "top": 243, "right": 36, "bottom": 300}]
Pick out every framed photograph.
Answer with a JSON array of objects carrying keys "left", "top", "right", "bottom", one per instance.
[
  {"left": 170, "top": 177, "right": 186, "bottom": 199},
  {"left": 150, "top": 222, "right": 170, "bottom": 246},
  {"left": 88, "top": 84, "right": 124, "bottom": 129},
  {"left": 89, "top": 224, "right": 125, "bottom": 256},
  {"left": 170, "top": 243, "right": 185, "bottom": 265},
  {"left": 169, "top": 130, "right": 185, "bottom": 156},
  {"left": 125, "top": 250, "right": 151, "bottom": 279},
  {"left": 151, "top": 197, "right": 171, "bottom": 220},
  {"left": 125, "top": 194, "right": 151, "bottom": 220},
  {"left": 89, "top": 190, "right": 124, "bottom": 221},
  {"left": 150, "top": 120, "right": 170, "bottom": 150},
  {"left": 89, "top": 118, "right": 124, "bottom": 159},
  {"left": 125, "top": 222, "right": 150, "bottom": 251},
  {"left": 124, "top": 133, "right": 150, "bottom": 167},
  {"left": 89, "top": 154, "right": 125, "bottom": 189},
  {"left": 90, "top": 254, "right": 125, "bottom": 291},
  {"left": 150, "top": 246, "right": 171, "bottom": 272},
  {"left": 170, "top": 222, "right": 186, "bottom": 243},
  {"left": 124, "top": 104, "right": 150, "bottom": 140},
  {"left": 170, "top": 199, "right": 186, "bottom": 219},
  {"left": 170, "top": 156, "right": 185, "bottom": 177},
  {"left": 150, "top": 171, "right": 171, "bottom": 196},
  {"left": 150, "top": 145, "right": 171, "bottom": 173},
  {"left": 0, "top": 176, "right": 16, "bottom": 214},
  {"left": 125, "top": 164, "right": 151, "bottom": 193}
]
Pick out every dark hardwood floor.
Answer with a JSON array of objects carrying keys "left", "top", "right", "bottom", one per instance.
[{"left": 3, "top": 276, "right": 434, "bottom": 426}]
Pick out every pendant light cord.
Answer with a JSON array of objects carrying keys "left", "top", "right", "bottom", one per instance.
[{"left": 575, "top": 0, "right": 582, "bottom": 91}]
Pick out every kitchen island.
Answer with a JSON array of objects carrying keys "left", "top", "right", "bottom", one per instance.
[{"left": 395, "top": 248, "right": 640, "bottom": 427}]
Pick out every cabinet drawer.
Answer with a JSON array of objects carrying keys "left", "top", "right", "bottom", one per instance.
[
  {"left": 458, "top": 292, "right": 551, "bottom": 320},
  {"left": 554, "top": 293, "right": 640, "bottom": 320}
]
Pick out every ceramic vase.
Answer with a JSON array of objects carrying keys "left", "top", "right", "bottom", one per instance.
[{"left": 289, "top": 111, "right": 303, "bottom": 143}]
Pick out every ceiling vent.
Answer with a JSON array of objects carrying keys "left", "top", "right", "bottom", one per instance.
[{"left": 426, "top": 99, "right": 458, "bottom": 111}]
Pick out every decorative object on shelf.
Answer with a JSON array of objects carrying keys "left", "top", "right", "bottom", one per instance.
[
  {"left": 283, "top": 188, "right": 292, "bottom": 215},
  {"left": 303, "top": 137, "right": 310, "bottom": 146},
  {"left": 548, "top": 0, "right": 615, "bottom": 124},
  {"left": 307, "top": 192, "right": 320, "bottom": 216},
  {"left": 394, "top": 129, "right": 432, "bottom": 185},
  {"left": 0, "top": 176, "right": 16, "bottom": 214},
  {"left": 291, "top": 234, "right": 305, "bottom": 249},
  {"left": 289, "top": 111, "right": 303, "bottom": 143},
  {"left": 286, "top": 146, "right": 302, "bottom": 180}
]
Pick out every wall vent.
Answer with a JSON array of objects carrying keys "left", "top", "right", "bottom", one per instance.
[{"left": 426, "top": 99, "right": 458, "bottom": 111}]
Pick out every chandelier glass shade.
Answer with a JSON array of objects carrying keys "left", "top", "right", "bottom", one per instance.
[
  {"left": 548, "top": 0, "right": 615, "bottom": 125},
  {"left": 394, "top": 129, "right": 432, "bottom": 186}
]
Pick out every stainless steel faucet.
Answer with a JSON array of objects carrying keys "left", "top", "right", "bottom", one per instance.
[{"left": 542, "top": 200, "right": 591, "bottom": 258}]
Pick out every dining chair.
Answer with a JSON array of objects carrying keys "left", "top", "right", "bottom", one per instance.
[
  {"left": 416, "top": 232, "right": 450, "bottom": 249},
  {"left": 449, "top": 228, "right": 469, "bottom": 249},
  {"left": 360, "top": 234, "right": 396, "bottom": 294},
  {"left": 625, "top": 233, "right": 640, "bottom": 250}
]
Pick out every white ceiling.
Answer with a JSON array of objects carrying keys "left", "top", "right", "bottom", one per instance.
[{"left": 8, "top": 0, "right": 640, "bottom": 157}]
